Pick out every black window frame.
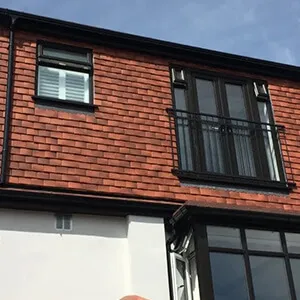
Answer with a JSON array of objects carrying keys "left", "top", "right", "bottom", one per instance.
[
  {"left": 169, "top": 206, "right": 300, "bottom": 300},
  {"left": 169, "top": 66, "right": 291, "bottom": 191},
  {"left": 33, "top": 41, "right": 95, "bottom": 111},
  {"left": 194, "top": 224, "right": 300, "bottom": 300}
]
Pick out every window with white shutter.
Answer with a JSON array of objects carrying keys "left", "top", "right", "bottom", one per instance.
[{"left": 36, "top": 42, "right": 92, "bottom": 104}]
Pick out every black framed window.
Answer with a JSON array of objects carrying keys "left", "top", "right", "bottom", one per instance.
[
  {"left": 170, "top": 225, "right": 300, "bottom": 300},
  {"left": 169, "top": 67, "right": 291, "bottom": 189},
  {"left": 35, "top": 42, "right": 93, "bottom": 104}
]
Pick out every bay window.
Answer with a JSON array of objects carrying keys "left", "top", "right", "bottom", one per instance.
[{"left": 169, "top": 220, "right": 300, "bottom": 300}]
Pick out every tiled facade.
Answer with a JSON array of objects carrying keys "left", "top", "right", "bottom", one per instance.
[
  {"left": 0, "top": 30, "right": 299, "bottom": 212},
  {"left": 0, "top": 28, "right": 8, "bottom": 172}
]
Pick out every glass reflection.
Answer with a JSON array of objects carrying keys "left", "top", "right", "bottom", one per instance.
[
  {"left": 207, "top": 226, "right": 242, "bottom": 249},
  {"left": 290, "top": 259, "right": 300, "bottom": 298},
  {"left": 176, "top": 258, "right": 188, "bottom": 300},
  {"left": 174, "top": 88, "right": 193, "bottom": 171},
  {"left": 286, "top": 232, "right": 300, "bottom": 253},
  {"left": 246, "top": 229, "right": 282, "bottom": 252},
  {"left": 189, "top": 255, "right": 201, "bottom": 300},
  {"left": 196, "top": 79, "right": 224, "bottom": 174},
  {"left": 210, "top": 252, "right": 249, "bottom": 300},
  {"left": 250, "top": 256, "right": 291, "bottom": 300}
]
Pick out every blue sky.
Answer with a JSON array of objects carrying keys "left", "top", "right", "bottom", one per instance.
[{"left": 3, "top": 0, "right": 300, "bottom": 65}]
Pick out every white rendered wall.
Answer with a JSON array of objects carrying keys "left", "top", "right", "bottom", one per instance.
[
  {"left": 0, "top": 209, "right": 127, "bottom": 300},
  {"left": 126, "top": 215, "right": 170, "bottom": 300},
  {"left": 0, "top": 209, "right": 170, "bottom": 300}
]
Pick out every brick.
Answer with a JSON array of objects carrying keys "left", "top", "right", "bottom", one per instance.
[{"left": 0, "top": 30, "right": 296, "bottom": 214}]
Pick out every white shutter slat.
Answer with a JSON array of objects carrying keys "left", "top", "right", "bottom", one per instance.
[
  {"left": 38, "top": 66, "right": 60, "bottom": 99},
  {"left": 65, "top": 71, "right": 89, "bottom": 103}
]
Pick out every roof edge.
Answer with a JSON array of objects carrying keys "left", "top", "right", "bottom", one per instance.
[
  {"left": 1, "top": 7, "right": 300, "bottom": 80},
  {"left": 170, "top": 203, "right": 300, "bottom": 231}
]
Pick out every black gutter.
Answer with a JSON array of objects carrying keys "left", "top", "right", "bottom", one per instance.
[
  {"left": 0, "top": 8, "right": 300, "bottom": 80},
  {"left": 0, "top": 14, "right": 17, "bottom": 184},
  {"left": 170, "top": 204, "right": 300, "bottom": 232},
  {"left": 0, "top": 188, "right": 178, "bottom": 218},
  {"left": 4, "top": 182, "right": 186, "bottom": 204}
]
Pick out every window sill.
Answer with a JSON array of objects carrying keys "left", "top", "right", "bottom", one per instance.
[
  {"left": 173, "top": 169, "right": 296, "bottom": 192},
  {"left": 32, "top": 95, "right": 96, "bottom": 112}
]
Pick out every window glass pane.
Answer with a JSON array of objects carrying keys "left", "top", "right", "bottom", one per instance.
[
  {"left": 174, "top": 88, "right": 188, "bottom": 111},
  {"left": 55, "top": 215, "right": 63, "bottom": 230},
  {"left": 246, "top": 229, "right": 282, "bottom": 252},
  {"left": 207, "top": 226, "right": 242, "bottom": 249},
  {"left": 174, "top": 88, "right": 193, "bottom": 172},
  {"left": 226, "top": 84, "right": 256, "bottom": 177},
  {"left": 258, "top": 101, "right": 270, "bottom": 124},
  {"left": 43, "top": 47, "right": 88, "bottom": 63},
  {"left": 196, "top": 79, "right": 217, "bottom": 115},
  {"left": 226, "top": 84, "right": 247, "bottom": 120},
  {"left": 189, "top": 255, "right": 201, "bottom": 300},
  {"left": 65, "top": 70, "right": 89, "bottom": 103},
  {"left": 63, "top": 216, "right": 72, "bottom": 230},
  {"left": 290, "top": 259, "right": 300, "bottom": 298},
  {"left": 196, "top": 79, "right": 224, "bottom": 174},
  {"left": 258, "top": 101, "right": 280, "bottom": 181},
  {"left": 201, "top": 115, "right": 225, "bottom": 174},
  {"left": 176, "top": 258, "right": 188, "bottom": 300},
  {"left": 38, "top": 66, "right": 60, "bottom": 99},
  {"left": 250, "top": 256, "right": 291, "bottom": 300},
  {"left": 285, "top": 232, "right": 300, "bottom": 253},
  {"left": 231, "top": 120, "right": 256, "bottom": 177},
  {"left": 38, "top": 66, "right": 89, "bottom": 103},
  {"left": 210, "top": 253, "right": 249, "bottom": 300}
]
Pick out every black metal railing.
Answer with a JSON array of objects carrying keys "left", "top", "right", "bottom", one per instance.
[{"left": 167, "top": 108, "right": 295, "bottom": 190}]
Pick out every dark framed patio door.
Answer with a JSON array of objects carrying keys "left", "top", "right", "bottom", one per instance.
[{"left": 192, "top": 76, "right": 265, "bottom": 179}]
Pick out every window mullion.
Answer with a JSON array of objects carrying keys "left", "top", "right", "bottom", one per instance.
[
  {"left": 188, "top": 73, "right": 203, "bottom": 173},
  {"left": 240, "top": 228, "right": 255, "bottom": 300},
  {"left": 193, "top": 223, "right": 214, "bottom": 300},
  {"left": 281, "top": 231, "right": 297, "bottom": 300},
  {"left": 217, "top": 79, "right": 236, "bottom": 176}
]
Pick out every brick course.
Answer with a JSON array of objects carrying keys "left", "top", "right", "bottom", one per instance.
[
  {"left": 1, "top": 29, "right": 300, "bottom": 213},
  {"left": 0, "top": 28, "right": 9, "bottom": 175}
]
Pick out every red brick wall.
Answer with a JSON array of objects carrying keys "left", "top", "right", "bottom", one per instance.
[
  {"left": 3, "top": 30, "right": 300, "bottom": 213},
  {"left": 0, "top": 27, "right": 9, "bottom": 175}
]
